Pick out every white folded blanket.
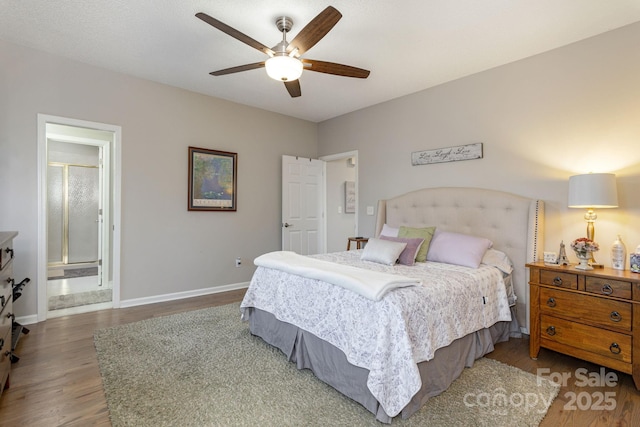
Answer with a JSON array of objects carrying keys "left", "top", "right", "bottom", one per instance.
[{"left": 254, "top": 251, "right": 420, "bottom": 301}]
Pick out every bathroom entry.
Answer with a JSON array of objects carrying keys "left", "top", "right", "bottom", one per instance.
[{"left": 44, "top": 123, "right": 113, "bottom": 316}]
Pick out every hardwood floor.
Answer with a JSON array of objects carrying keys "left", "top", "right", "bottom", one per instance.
[{"left": 1, "top": 288, "right": 639, "bottom": 426}]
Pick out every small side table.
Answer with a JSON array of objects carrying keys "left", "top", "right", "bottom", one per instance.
[{"left": 347, "top": 237, "right": 368, "bottom": 250}]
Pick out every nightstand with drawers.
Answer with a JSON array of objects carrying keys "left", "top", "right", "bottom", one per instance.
[{"left": 527, "top": 262, "right": 640, "bottom": 389}]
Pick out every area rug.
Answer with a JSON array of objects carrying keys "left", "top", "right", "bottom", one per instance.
[
  {"left": 48, "top": 266, "right": 98, "bottom": 280},
  {"left": 94, "top": 303, "right": 559, "bottom": 426},
  {"left": 48, "top": 289, "right": 112, "bottom": 310}
]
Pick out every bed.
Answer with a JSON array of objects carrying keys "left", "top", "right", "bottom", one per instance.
[{"left": 240, "top": 187, "right": 544, "bottom": 422}]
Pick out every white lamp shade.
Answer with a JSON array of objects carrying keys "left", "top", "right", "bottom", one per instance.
[
  {"left": 265, "top": 56, "right": 303, "bottom": 82},
  {"left": 568, "top": 173, "right": 618, "bottom": 208}
]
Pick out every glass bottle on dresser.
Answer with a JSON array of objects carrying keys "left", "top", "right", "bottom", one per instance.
[{"left": 611, "top": 235, "right": 626, "bottom": 270}]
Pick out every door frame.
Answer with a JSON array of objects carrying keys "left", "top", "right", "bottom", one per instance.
[
  {"left": 319, "top": 150, "right": 359, "bottom": 250},
  {"left": 37, "top": 114, "right": 122, "bottom": 321}
]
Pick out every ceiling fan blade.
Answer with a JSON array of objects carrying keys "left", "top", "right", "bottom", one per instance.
[
  {"left": 210, "top": 62, "right": 265, "bottom": 76},
  {"left": 196, "top": 12, "right": 274, "bottom": 56},
  {"left": 284, "top": 80, "right": 301, "bottom": 98},
  {"left": 286, "top": 6, "right": 342, "bottom": 56},
  {"left": 301, "top": 59, "right": 370, "bottom": 78}
]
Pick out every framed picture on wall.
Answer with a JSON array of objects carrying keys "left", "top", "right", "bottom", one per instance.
[
  {"left": 188, "top": 146, "right": 237, "bottom": 211},
  {"left": 345, "top": 181, "right": 355, "bottom": 213}
]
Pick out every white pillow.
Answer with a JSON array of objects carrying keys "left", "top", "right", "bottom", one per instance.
[
  {"left": 481, "top": 249, "right": 513, "bottom": 275},
  {"left": 426, "top": 230, "right": 493, "bottom": 268},
  {"left": 379, "top": 223, "right": 399, "bottom": 237},
  {"left": 361, "top": 238, "right": 407, "bottom": 265}
]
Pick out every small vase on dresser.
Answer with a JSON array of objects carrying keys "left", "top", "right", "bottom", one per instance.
[
  {"left": 570, "top": 237, "right": 599, "bottom": 271},
  {"left": 574, "top": 251, "right": 593, "bottom": 270}
]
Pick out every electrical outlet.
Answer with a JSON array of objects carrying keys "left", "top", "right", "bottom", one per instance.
[{"left": 235, "top": 257, "right": 242, "bottom": 267}]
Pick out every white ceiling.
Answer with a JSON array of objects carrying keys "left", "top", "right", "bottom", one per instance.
[{"left": 2, "top": 1, "right": 640, "bottom": 123}]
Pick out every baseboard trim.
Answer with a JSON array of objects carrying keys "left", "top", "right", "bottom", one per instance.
[
  {"left": 119, "top": 282, "right": 250, "bottom": 309},
  {"left": 15, "top": 314, "right": 39, "bottom": 326},
  {"left": 16, "top": 282, "right": 250, "bottom": 326}
]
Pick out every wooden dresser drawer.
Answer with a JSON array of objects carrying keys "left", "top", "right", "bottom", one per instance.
[
  {"left": 540, "top": 314, "right": 632, "bottom": 364},
  {"left": 0, "top": 242, "right": 13, "bottom": 271},
  {"left": 0, "top": 267, "right": 11, "bottom": 311},
  {"left": 540, "top": 287, "right": 632, "bottom": 332},
  {"left": 586, "top": 276, "right": 632, "bottom": 299},
  {"left": 540, "top": 270, "right": 578, "bottom": 290},
  {"left": 0, "top": 232, "right": 17, "bottom": 398},
  {"left": 0, "top": 323, "right": 10, "bottom": 392},
  {"left": 0, "top": 299, "right": 11, "bottom": 350}
]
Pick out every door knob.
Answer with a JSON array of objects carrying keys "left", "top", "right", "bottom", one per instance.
[{"left": 283, "top": 223, "right": 292, "bottom": 228}]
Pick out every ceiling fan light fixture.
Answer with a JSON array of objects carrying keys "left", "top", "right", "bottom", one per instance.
[{"left": 265, "top": 55, "right": 303, "bottom": 82}]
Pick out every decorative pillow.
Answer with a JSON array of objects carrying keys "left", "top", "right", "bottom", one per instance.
[
  {"left": 360, "top": 238, "right": 407, "bottom": 265},
  {"left": 481, "top": 248, "right": 513, "bottom": 275},
  {"left": 379, "top": 223, "right": 400, "bottom": 237},
  {"left": 398, "top": 226, "right": 436, "bottom": 262},
  {"left": 426, "top": 230, "right": 493, "bottom": 268},
  {"left": 380, "top": 235, "right": 425, "bottom": 266}
]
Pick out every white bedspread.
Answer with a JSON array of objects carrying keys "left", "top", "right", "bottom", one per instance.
[
  {"left": 240, "top": 250, "right": 512, "bottom": 418},
  {"left": 254, "top": 251, "right": 420, "bottom": 301}
]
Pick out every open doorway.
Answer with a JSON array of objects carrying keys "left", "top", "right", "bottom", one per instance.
[
  {"left": 320, "top": 151, "right": 358, "bottom": 253},
  {"left": 37, "top": 115, "right": 121, "bottom": 320}
]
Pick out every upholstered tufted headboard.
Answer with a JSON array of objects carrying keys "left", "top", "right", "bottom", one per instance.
[{"left": 374, "top": 187, "right": 544, "bottom": 334}]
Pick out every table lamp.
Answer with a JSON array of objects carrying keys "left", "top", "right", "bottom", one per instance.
[{"left": 568, "top": 173, "right": 618, "bottom": 267}]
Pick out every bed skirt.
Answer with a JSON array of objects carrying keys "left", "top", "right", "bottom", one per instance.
[{"left": 244, "top": 306, "right": 518, "bottom": 423}]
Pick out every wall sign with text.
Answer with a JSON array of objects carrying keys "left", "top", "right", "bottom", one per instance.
[{"left": 411, "top": 143, "right": 483, "bottom": 166}]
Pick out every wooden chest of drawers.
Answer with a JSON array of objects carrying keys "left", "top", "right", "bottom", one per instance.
[
  {"left": 527, "top": 262, "right": 640, "bottom": 389},
  {"left": 0, "top": 231, "right": 17, "bottom": 397}
]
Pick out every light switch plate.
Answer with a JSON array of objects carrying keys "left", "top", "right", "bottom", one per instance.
[{"left": 366, "top": 206, "right": 374, "bottom": 215}]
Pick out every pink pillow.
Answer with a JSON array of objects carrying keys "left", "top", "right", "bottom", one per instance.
[
  {"left": 380, "top": 235, "right": 425, "bottom": 266},
  {"left": 426, "top": 230, "right": 493, "bottom": 268}
]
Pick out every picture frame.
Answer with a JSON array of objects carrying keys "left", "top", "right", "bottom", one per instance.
[
  {"left": 345, "top": 181, "right": 355, "bottom": 213},
  {"left": 188, "top": 146, "right": 237, "bottom": 211}
]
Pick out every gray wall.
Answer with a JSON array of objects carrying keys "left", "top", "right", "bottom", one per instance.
[
  {"left": 3, "top": 22, "right": 640, "bottom": 320},
  {"left": 0, "top": 39, "right": 317, "bottom": 317},
  {"left": 318, "top": 22, "right": 640, "bottom": 260}
]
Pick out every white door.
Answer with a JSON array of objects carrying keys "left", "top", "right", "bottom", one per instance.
[{"left": 282, "top": 155, "right": 324, "bottom": 255}]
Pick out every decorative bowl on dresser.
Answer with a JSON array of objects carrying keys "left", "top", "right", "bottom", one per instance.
[
  {"left": 527, "top": 261, "right": 640, "bottom": 389},
  {"left": 0, "top": 231, "right": 18, "bottom": 397}
]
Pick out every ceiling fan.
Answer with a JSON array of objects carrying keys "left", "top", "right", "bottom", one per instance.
[{"left": 196, "top": 6, "right": 370, "bottom": 98}]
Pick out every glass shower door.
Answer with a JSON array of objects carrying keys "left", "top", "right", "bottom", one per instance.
[{"left": 68, "top": 165, "right": 99, "bottom": 264}]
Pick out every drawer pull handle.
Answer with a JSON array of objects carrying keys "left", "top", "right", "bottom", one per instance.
[
  {"left": 546, "top": 297, "right": 556, "bottom": 308},
  {"left": 0, "top": 338, "right": 3, "bottom": 349},
  {"left": 546, "top": 326, "right": 556, "bottom": 336},
  {"left": 601, "top": 284, "right": 613, "bottom": 295},
  {"left": 4, "top": 247, "right": 13, "bottom": 259},
  {"left": 610, "top": 343, "right": 621, "bottom": 354},
  {"left": 610, "top": 311, "right": 622, "bottom": 322},
  {"left": 552, "top": 276, "right": 563, "bottom": 286},
  {"left": 0, "top": 295, "right": 4, "bottom": 307}
]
